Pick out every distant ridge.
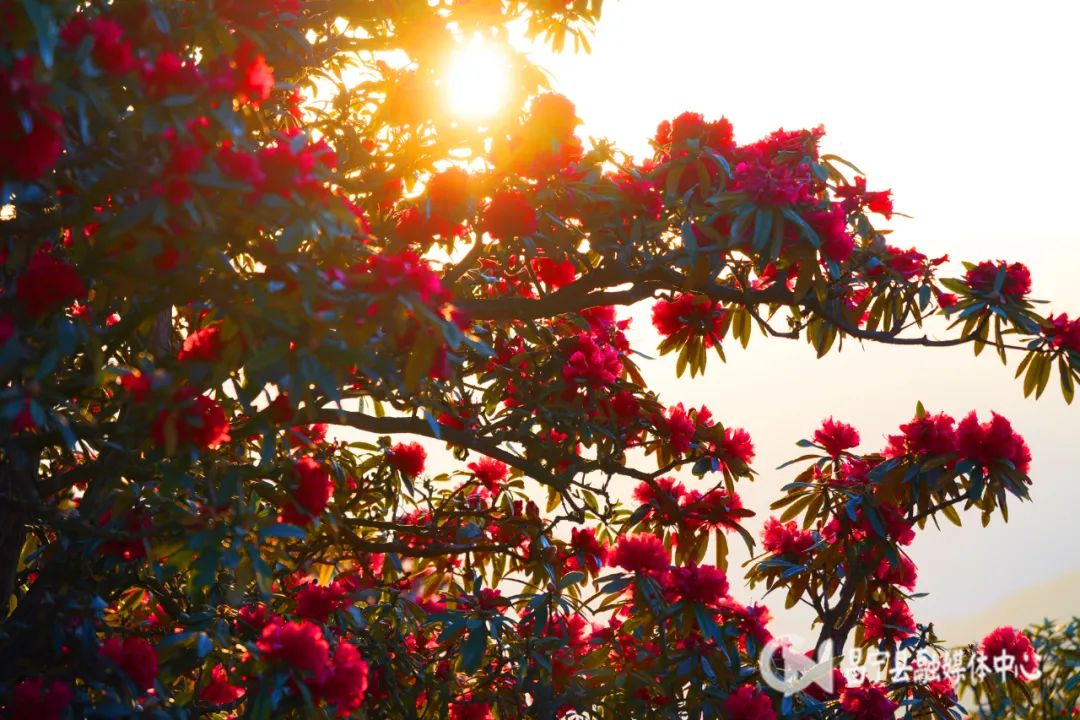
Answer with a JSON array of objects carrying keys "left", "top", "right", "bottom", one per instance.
[{"left": 932, "top": 570, "right": 1080, "bottom": 645}]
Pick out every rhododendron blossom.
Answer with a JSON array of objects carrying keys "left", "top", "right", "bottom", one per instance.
[
  {"left": 388, "top": 442, "right": 427, "bottom": 477},
  {"left": 611, "top": 534, "right": 669, "bottom": 574},
  {"left": 980, "top": 626, "right": 1039, "bottom": 678},
  {"left": 955, "top": 411, "right": 1031, "bottom": 474},
  {"left": 257, "top": 620, "right": 331, "bottom": 675},
  {"left": 99, "top": 637, "right": 158, "bottom": 691},
  {"left": 0, "top": 3, "right": 1070, "bottom": 718},
  {"left": 813, "top": 418, "right": 860, "bottom": 457},
  {"left": 862, "top": 599, "right": 916, "bottom": 644},
  {"left": 965, "top": 260, "right": 1032, "bottom": 299}
]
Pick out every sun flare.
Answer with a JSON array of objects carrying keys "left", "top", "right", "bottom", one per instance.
[{"left": 444, "top": 38, "right": 511, "bottom": 120}]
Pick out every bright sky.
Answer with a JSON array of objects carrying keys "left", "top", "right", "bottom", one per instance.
[{"left": 503, "top": 0, "right": 1080, "bottom": 639}]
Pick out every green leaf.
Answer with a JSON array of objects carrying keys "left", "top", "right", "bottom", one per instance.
[
  {"left": 260, "top": 524, "right": 307, "bottom": 540},
  {"left": 459, "top": 625, "right": 488, "bottom": 673},
  {"left": 1060, "top": 356, "right": 1075, "bottom": 404}
]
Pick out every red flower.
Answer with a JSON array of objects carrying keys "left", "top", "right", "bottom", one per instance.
[
  {"left": 611, "top": 534, "right": 669, "bottom": 574},
  {"left": 660, "top": 403, "right": 698, "bottom": 455},
  {"left": 388, "top": 442, "right": 426, "bottom": 477},
  {"left": 884, "top": 411, "right": 957, "bottom": 458},
  {"left": 667, "top": 563, "right": 729, "bottom": 605},
  {"left": 449, "top": 697, "right": 494, "bottom": 720},
  {"left": 296, "top": 580, "right": 348, "bottom": 621},
  {"left": 955, "top": 411, "right": 1031, "bottom": 474},
  {"left": 880, "top": 245, "right": 929, "bottom": 280},
  {"left": 151, "top": 390, "right": 231, "bottom": 451},
  {"left": 813, "top": 418, "right": 860, "bottom": 457},
  {"left": 633, "top": 477, "right": 687, "bottom": 526},
  {"left": 835, "top": 176, "right": 893, "bottom": 219},
  {"left": 199, "top": 664, "right": 245, "bottom": 705},
  {"left": 1047, "top": 313, "right": 1080, "bottom": 354},
  {"left": 725, "top": 684, "right": 776, "bottom": 720},
  {"left": 839, "top": 681, "right": 898, "bottom": 720},
  {"left": 526, "top": 93, "right": 579, "bottom": 138},
  {"left": 98, "top": 507, "right": 151, "bottom": 560},
  {"left": 361, "top": 251, "right": 449, "bottom": 306},
  {"left": 427, "top": 168, "right": 471, "bottom": 222},
  {"left": 863, "top": 599, "right": 916, "bottom": 644},
  {"left": 567, "top": 527, "right": 608, "bottom": 572},
  {"left": 562, "top": 334, "right": 622, "bottom": 389},
  {"left": 257, "top": 620, "right": 331, "bottom": 675},
  {"left": 482, "top": 190, "right": 537, "bottom": 240},
  {"left": 965, "top": 260, "right": 1032, "bottom": 299},
  {"left": 761, "top": 517, "right": 815, "bottom": 556},
  {"left": 532, "top": 256, "right": 576, "bottom": 288},
  {"left": 0, "top": 58, "right": 64, "bottom": 180},
  {"left": 467, "top": 457, "right": 508, "bottom": 493},
  {"left": 681, "top": 487, "right": 745, "bottom": 531},
  {"left": 0, "top": 314, "right": 13, "bottom": 345},
  {"left": 15, "top": 254, "right": 86, "bottom": 317},
  {"left": 235, "top": 49, "right": 274, "bottom": 105},
  {"left": 178, "top": 323, "right": 225, "bottom": 362},
  {"left": 980, "top": 626, "right": 1038, "bottom": 678},
  {"left": 313, "top": 642, "right": 369, "bottom": 715},
  {"left": 142, "top": 51, "right": 202, "bottom": 99},
  {"left": 718, "top": 426, "right": 756, "bottom": 467},
  {"left": 670, "top": 111, "right": 707, "bottom": 144},
  {"left": 805, "top": 205, "right": 854, "bottom": 263},
  {"left": 238, "top": 603, "right": 276, "bottom": 632},
  {"left": 282, "top": 457, "right": 332, "bottom": 525},
  {"left": 651, "top": 294, "right": 728, "bottom": 347},
  {"left": 100, "top": 636, "right": 159, "bottom": 691},
  {"left": 9, "top": 678, "right": 73, "bottom": 720},
  {"left": 287, "top": 423, "right": 328, "bottom": 449},
  {"left": 875, "top": 554, "right": 917, "bottom": 590},
  {"left": 61, "top": 16, "right": 135, "bottom": 74}
]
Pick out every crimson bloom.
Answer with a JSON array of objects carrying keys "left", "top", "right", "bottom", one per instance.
[
  {"left": 611, "top": 534, "right": 669, "bottom": 574},
  {"left": 295, "top": 580, "right": 348, "bottom": 621},
  {"left": 61, "top": 16, "right": 135, "bottom": 74},
  {"left": 0, "top": 58, "right": 64, "bottom": 180},
  {"left": 257, "top": 620, "right": 331, "bottom": 675},
  {"left": 724, "top": 684, "right": 776, "bottom": 720},
  {"left": 313, "top": 642, "right": 369, "bottom": 715},
  {"left": 667, "top": 563, "right": 730, "bottom": 605},
  {"left": 282, "top": 456, "right": 333, "bottom": 525},
  {"left": 15, "top": 254, "right": 87, "bottom": 317},
  {"left": 884, "top": 411, "right": 957, "bottom": 458},
  {"left": 177, "top": 323, "right": 226, "bottom": 362},
  {"left": 467, "top": 456, "right": 509, "bottom": 493},
  {"left": 482, "top": 190, "right": 538, "bottom": 240},
  {"left": 9, "top": 678, "right": 73, "bottom": 720},
  {"left": 805, "top": 204, "right": 855, "bottom": 263},
  {"left": 1047, "top": 313, "right": 1080, "bottom": 353},
  {"left": 651, "top": 294, "right": 728, "bottom": 347},
  {"left": 965, "top": 260, "right": 1032, "bottom": 299},
  {"left": 199, "top": 664, "right": 245, "bottom": 705},
  {"left": 151, "top": 390, "right": 231, "bottom": 451},
  {"left": 955, "top": 411, "right": 1031, "bottom": 474},
  {"left": 532, "top": 256, "right": 576, "bottom": 288},
  {"left": 388, "top": 442, "right": 426, "bottom": 477},
  {"left": 862, "top": 599, "right": 916, "bottom": 644},
  {"left": 813, "top": 417, "right": 860, "bottom": 457},
  {"left": 981, "top": 626, "right": 1038, "bottom": 678},
  {"left": 839, "top": 681, "right": 898, "bottom": 720},
  {"left": 99, "top": 636, "right": 159, "bottom": 691},
  {"left": 562, "top": 333, "right": 622, "bottom": 389},
  {"left": 761, "top": 517, "right": 815, "bottom": 556}
]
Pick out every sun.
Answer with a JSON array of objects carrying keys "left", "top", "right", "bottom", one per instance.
[{"left": 444, "top": 38, "right": 511, "bottom": 120}]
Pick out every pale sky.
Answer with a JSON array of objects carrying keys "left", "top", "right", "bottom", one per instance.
[{"left": 516, "top": 0, "right": 1080, "bottom": 639}]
